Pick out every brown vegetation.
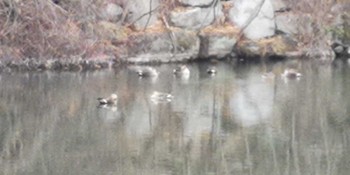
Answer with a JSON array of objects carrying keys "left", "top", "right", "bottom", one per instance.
[
  {"left": 0, "top": 0, "right": 348, "bottom": 62},
  {"left": 284, "top": 0, "right": 350, "bottom": 55},
  {"left": 0, "top": 0, "right": 183, "bottom": 61},
  {"left": 0, "top": 0, "right": 126, "bottom": 60},
  {"left": 200, "top": 24, "right": 239, "bottom": 37}
]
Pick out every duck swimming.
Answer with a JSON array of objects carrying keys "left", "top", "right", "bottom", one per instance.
[
  {"left": 173, "top": 65, "right": 190, "bottom": 79},
  {"left": 207, "top": 67, "right": 217, "bottom": 75},
  {"left": 281, "top": 68, "right": 302, "bottom": 79},
  {"left": 97, "top": 94, "right": 118, "bottom": 105},
  {"left": 136, "top": 67, "right": 159, "bottom": 78}
]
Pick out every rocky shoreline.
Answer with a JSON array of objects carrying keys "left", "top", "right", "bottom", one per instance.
[
  {"left": 0, "top": 0, "right": 349, "bottom": 72},
  {"left": 0, "top": 58, "right": 113, "bottom": 72},
  {"left": 0, "top": 51, "right": 348, "bottom": 73},
  {"left": 0, "top": 39, "right": 349, "bottom": 73}
]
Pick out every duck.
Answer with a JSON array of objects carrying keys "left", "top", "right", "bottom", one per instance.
[
  {"left": 207, "top": 67, "right": 217, "bottom": 75},
  {"left": 281, "top": 68, "right": 302, "bottom": 79},
  {"left": 136, "top": 67, "right": 159, "bottom": 78},
  {"left": 97, "top": 93, "right": 118, "bottom": 105},
  {"left": 173, "top": 65, "right": 190, "bottom": 79},
  {"left": 150, "top": 91, "right": 173, "bottom": 104}
]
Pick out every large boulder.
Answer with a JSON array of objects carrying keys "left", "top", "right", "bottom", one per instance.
[
  {"left": 127, "top": 0, "right": 159, "bottom": 30},
  {"left": 199, "top": 35, "right": 237, "bottom": 58},
  {"left": 122, "top": 30, "right": 200, "bottom": 63},
  {"left": 101, "top": 3, "right": 124, "bottom": 22},
  {"left": 331, "top": 42, "right": 350, "bottom": 57},
  {"left": 275, "top": 13, "right": 298, "bottom": 35},
  {"left": 228, "top": 0, "right": 275, "bottom": 40},
  {"left": 199, "top": 26, "right": 238, "bottom": 58},
  {"left": 170, "top": 5, "right": 223, "bottom": 30},
  {"left": 234, "top": 35, "right": 298, "bottom": 58},
  {"left": 271, "top": 0, "right": 288, "bottom": 12}
]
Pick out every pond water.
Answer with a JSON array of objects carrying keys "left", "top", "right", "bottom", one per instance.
[{"left": 0, "top": 59, "right": 350, "bottom": 175}]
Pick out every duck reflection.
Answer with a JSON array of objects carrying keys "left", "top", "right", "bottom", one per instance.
[
  {"left": 97, "top": 93, "right": 118, "bottom": 105},
  {"left": 232, "top": 69, "right": 275, "bottom": 127},
  {"left": 150, "top": 91, "right": 173, "bottom": 104}
]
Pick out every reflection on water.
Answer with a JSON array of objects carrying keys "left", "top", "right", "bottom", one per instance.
[{"left": 0, "top": 60, "right": 350, "bottom": 175}]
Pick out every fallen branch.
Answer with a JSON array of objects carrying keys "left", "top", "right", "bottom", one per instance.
[{"left": 161, "top": 16, "right": 177, "bottom": 54}]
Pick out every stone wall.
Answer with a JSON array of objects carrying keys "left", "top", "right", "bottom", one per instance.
[
  {"left": 81, "top": 0, "right": 349, "bottom": 64},
  {"left": 113, "top": 0, "right": 300, "bottom": 63}
]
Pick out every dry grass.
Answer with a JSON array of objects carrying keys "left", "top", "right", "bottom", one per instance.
[
  {"left": 0, "top": 0, "right": 183, "bottom": 60},
  {"left": 0, "top": 0, "right": 126, "bottom": 60},
  {"left": 200, "top": 23, "right": 240, "bottom": 36},
  {"left": 236, "top": 35, "right": 297, "bottom": 57},
  {"left": 222, "top": 1, "right": 234, "bottom": 11},
  {"left": 131, "top": 20, "right": 167, "bottom": 35},
  {"left": 0, "top": 0, "right": 348, "bottom": 61},
  {"left": 172, "top": 6, "right": 191, "bottom": 13},
  {"left": 283, "top": 0, "right": 347, "bottom": 53}
]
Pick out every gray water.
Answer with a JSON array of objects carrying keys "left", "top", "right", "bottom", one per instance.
[{"left": 0, "top": 59, "right": 350, "bottom": 175}]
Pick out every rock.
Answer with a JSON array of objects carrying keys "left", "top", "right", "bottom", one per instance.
[
  {"left": 199, "top": 26, "right": 238, "bottom": 58},
  {"left": 37, "top": 63, "right": 48, "bottom": 71},
  {"left": 228, "top": 0, "right": 275, "bottom": 40},
  {"left": 333, "top": 45, "right": 345, "bottom": 54},
  {"left": 271, "top": 0, "right": 288, "bottom": 12},
  {"left": 0, "top": 58, "right": 112, "bottom": 72},
  {"left": 179, "top": 0, "right": 215, "bottom": 7},
  {"left": 68, "top": 63, "right": 82, "bottom": 71},
  {"left": 101, "top": 3, "right": 123, "bottom": 22},
  {"left": 307, "top": 47, "right": 335, "bottom": 62},
  {"left": 127, "top": 0, "right": 159, "bottom": 30},
  {"left": 20, "top": 58, "right": 39, "bottom": 71},
  {"left": 45, "top": 60, "right": 56, "bottom": 70},
  {"left": 122, "top": 30, "right": 200, "bottom": 63},
  {"left": 199, "top": 35, "right": 237, "bottom": 58},
  {"left": 170, "top": 5, "right": 223, "bottom": 30},
  {"left": 275, "top": 13, "right": 297, "bottom": 35},
  {"left": 52, "top": 60, "right": 63, "bottom": 70},
  {"left": 6, "top": 61, "right": 19, "bottom": 71},
  {"left": 331, "top": 42, "right": 350, "bottom": 57},
  {"left": 123, "top": 53, "right": 198, "bottom": 63},
  {"left": 80, "top": 59, "right": 102, "bottom": 70},
  {"left": 235, "top": 35, "right": 298, "bottom": 58}
]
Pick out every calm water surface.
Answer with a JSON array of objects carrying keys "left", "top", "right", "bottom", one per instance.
[{"left": 0, "top": 60, "right": 350, "bottom": 175}]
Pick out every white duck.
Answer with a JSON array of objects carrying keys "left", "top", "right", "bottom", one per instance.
[
  {"left": 173, "top": 65, "right": 190, "bottom": 79},
  {"left": 281, "top": 68, "right": 302, "bottom": 79}
]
